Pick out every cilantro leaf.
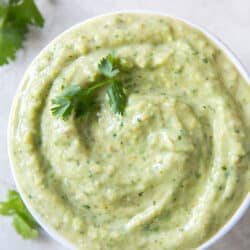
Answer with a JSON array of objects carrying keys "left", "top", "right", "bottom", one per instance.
[
  {"left": 13, "top": 214, "right": 39, "bottom": 239},
  {"left": 0, "top": 24, "right": 26, "bottom": 65},
  {"left": 0, "top": 190, "right": 40, "bottom": 239},
  {"left": 7, "top": 0, "right": 44, "bottom": 27},
  {"left": 51, "top": 85, "right": 82, "bottom": 119},
  {"left": 52, "top": 53, "right": 128, "bottom": 119},
  {"left": 107, "top": 80, "right": 126, "bottom": 115},
  {"left": 51, "top": 98, "right": 72, "bottom": 119},
  {"left": 74, "top": 90, "right": 96, "bottom": 118},
  {"left": 98, "top": 53, "right": 120, "bottom": 78},
  {"left": 52, "top": 84, "right": 99, "bottom": 119},
  {"left": 0, "top": 0, "right": 44, "bottom": 65}
]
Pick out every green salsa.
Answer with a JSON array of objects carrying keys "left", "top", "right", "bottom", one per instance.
[{"left": 9, "top": 13, "right": 250, "bottom": 249}]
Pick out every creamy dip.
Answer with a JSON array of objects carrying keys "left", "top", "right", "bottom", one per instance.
[{"left": 9, "top": 13, "right": 250, "bottom": 249}]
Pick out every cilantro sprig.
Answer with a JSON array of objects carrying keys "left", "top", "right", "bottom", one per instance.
[
  {"left": 51, "top": 53, "right": 127, "bottom": 119},
  {"left": 0, "top": 190, "right": 40, "bottom": 239},
  {"left": 0, "top": 0, "right": 44, "bottom": 65}
]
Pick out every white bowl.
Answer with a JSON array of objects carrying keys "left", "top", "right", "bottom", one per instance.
[{"left": 8, "top": 10, "right": 250, "bottom": 250}]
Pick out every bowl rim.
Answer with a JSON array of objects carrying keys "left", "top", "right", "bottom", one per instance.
[{"left": 7, "top": 9, "right": 250, "bottom": 250}]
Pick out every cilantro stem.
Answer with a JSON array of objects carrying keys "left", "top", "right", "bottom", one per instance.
[{"left": 85, "top": 79, "right": 111, "bottom": 94}]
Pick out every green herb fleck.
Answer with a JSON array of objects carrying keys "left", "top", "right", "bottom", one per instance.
[
  {"left": 174, "top": 68, "right": 183, "bottom": 74},
  {"left": 83, "top": 205, "right": 91, "bottom": 209},
  {"left": 202, "top": 58, "right": 209, "bottom": 64},
  {"left": 138, "top": 192, "right": 144, "bottom": 197},
  {"left": 143, "top": 223, "right": 159, "bottom": 232},
  {"left": 234, "top": 128, "right": 240, "bottom": 134},
  {"left": 221, "top": 166, "right": 227, "bottom": 171},
  {"left": 195, "top": 172, "right": 201, "bottom": 179},
  {"left": 192, "top": 89, "right": 198, "bottom": 95}
]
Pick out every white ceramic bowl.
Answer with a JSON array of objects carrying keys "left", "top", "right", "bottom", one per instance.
[{"left": 8, "top": 10, "right": 250, "bottom": 250}]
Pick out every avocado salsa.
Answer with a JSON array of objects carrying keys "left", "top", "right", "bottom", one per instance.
[{"left": 9, "top": 13, "right": 250, "bottom": 249}]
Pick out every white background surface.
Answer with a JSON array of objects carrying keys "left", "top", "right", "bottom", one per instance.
[{"left": 0, "top": 0, "right": 250, "bottom": 249}]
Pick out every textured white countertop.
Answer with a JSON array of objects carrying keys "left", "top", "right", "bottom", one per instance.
[{"left": 0, "top": 0, "right": 249, "bottom": 249}]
